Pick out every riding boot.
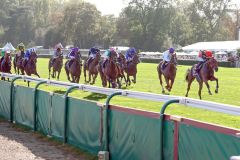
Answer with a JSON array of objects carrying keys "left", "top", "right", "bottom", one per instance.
[{"left": 161, "top": 62, "right": 166, "bottom": 70}]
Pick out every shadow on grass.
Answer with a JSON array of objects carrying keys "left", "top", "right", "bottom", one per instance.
[
  {"left": 83, "top": 93, "right": 107, "bottom": 101},
  {"left": 53, "top": 90, "right": 66, "bottom": 95}
]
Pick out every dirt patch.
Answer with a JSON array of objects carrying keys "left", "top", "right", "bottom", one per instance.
[{"left": 0, "top": 121, "right": 97, "bottom": 160}]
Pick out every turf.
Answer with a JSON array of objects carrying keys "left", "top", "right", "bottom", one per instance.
[{"left": 13, "top": 58, "right": 240, "bottom": 129}]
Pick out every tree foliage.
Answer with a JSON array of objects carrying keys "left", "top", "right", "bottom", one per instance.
[{"left": 0, "top": 0, "right": 236, "bottom": 50}]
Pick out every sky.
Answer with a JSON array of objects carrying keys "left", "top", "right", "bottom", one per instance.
[{"left": 84, "top": 0, "right": 128, "bottom": 16}]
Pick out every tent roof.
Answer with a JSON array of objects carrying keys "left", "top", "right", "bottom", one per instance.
[{"left": 182, "top": 41, "right": 240, "bottom": 51}]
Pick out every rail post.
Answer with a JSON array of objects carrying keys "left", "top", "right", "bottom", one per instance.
[
  {"left": 103, "top": 92, "right": 122, "bottom": 151},
  {"left": 33, "top": 80, "right": 47, "bottom": 131},
  {"left": 10, "top": 76, "right": 22, "bottom": 123},
  {"left": 159, "top": 99, "right": 179, "bottom": 160},
  {"left": 63, "top": 85, "right": 79, "bottom": 144}
]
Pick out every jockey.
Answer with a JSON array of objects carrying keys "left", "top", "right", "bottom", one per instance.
[
  {"left": 67, "top": 47, "right": 80, "bottom": 68},
  {"left": 125, "top": 47, "right": 137, "bottom": 63},
  {"left": 194, "top": 50, "right": 213, "bottom": 80},
  {"left": 52, "top": 43, "right": 63, "bottom": 64},
  {"left": 86, "top": 47, "right": 100, "bottom": 67},
  {"left": 23, "top": 48, "right": 36, "bottom": 66},
  {"left": 162, "top": 47, "right": 175, "bottom": 70},
  {"left": 1, "top": 49, "right": 11, "bottom": 67},
  {"left": 102, "top": 48, "right": 117, "bottom": 67},
  {"left": 16, "top": 43, "right": 25, "bottom": 57}
]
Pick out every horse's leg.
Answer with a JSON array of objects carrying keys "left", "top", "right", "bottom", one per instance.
[
  {"left": 127, "top": 74, "right": 131, "bottom": 86},
  {"left": 27, "top": 81, "right": 30, "bottom": 87},
  {"left": 164, "top": 76, "right": 170, "bottom": 91},
  {"left": 132, "top": 74, "right": 136, "bottom": 84},
  {"left": 57, "top": 71, "right": 61, "bottom": 80},
  {"left": 169, "top": 78, "right": 175, "bottom": 92},
  {"left": 158, "top": 68, "right": 165, "bottom": 94},
  {"left": 35, "top": 72, "right": 40, "bottom": 78},
  {"left": 84, "top": 64, "right": 88, "bottom": 83},
  {"left": 48, "top": 68, "right": 51, "bottom": 79},
  {"left": 210, "top": 76, "right": 219, "bottom": 94},
  {"left": 93, "top": 73, "right": 98, "bottom": 85},
  {"left": 204, "top": 81, "right": 212, "bottom": 95},
  {"left": 117, "top": 77, "right": 121, "bottom": 89},
  {"left": 198, "top": 81, "right": 203, "bottom": 100},
  {"left": 185, "top": 77, "right": 194, "bottom": 97},
  {"left": 71, "top": 74, "right": 75, "bottom": 83}
]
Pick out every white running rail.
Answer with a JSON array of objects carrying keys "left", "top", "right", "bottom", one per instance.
[{"left": 1, "top": 72, "right": 240, "bottom": 116}]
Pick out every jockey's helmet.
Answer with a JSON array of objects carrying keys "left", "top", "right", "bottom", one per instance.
[
  {"left": 72, "top": 47, "right": 79, "bottom": 53},
  {"left": 130, "top": 47, "right": 137, "bottom": 54},
  {"left": 169, "top": 47, "right": 175, "bottom": 53},
  {"left": 17, "top": 43, "right": 25, "bottom": 50},
  {"left": 205, "top": 50, "right": 213, "bottom": 58},
  {"left": 30, "top": 48, "right": 36, "bottom": 53}
]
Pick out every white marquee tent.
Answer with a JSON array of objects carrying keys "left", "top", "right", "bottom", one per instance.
[{"left": 182, "top": 41, "right": 240, "bottom": 52}]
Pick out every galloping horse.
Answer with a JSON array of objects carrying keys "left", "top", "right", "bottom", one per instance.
[
  {"left": 65, "top": 52, "right": 82, "bottom": 83},
  {"left": 157, "top": 54, "right": 177, "bottom": 94},
  {"left": 13, "top": 52, "right": 24, "bottom": 75},
  {"left": 99, "top": 51, "right": 119, "bottom": 88},
  {"left": 125, "top": 54, "right": 140, "bottom": 86},
  {"left": 24, "top": 52, "right": 40, "bottom": 86},
  {"left": 185, "top": 57, "right": 219, "bottom": 99},
  {"left": 0, "top": 53, "right": 12, "bottom": 80},
  {"left": 117, "top": 52, "right": 127, "bottom": 87},
  {"left": 48, "top": 53, "right": 63, "bottom": 80},
  {"left": 83, "top": 52, "right": 101, "bottom": 85}
]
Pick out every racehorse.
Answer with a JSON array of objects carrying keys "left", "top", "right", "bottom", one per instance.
[
  {"left": 65, "top": 52, "right": 82, "bottom": 83},
  {"left": 98, "top": 51, "right": 119, "bottom": 88},
  {"left": 48, "top": 53, "right": 63, "bottom": 80},
  {"left": 185, "top": 57, "right": 219, "bottom": 99},
  {"left": 24, "top": 52, "right": 40, "bottom": 86},
  {"left": 13, "top": 53, "right": 25, "bottom": 75},
  {"left": 157, "top": 53, "right": 177, "bottom": 94},
  {"left": 83, "top": 52, "right": 101, "bottom": 85},
  {"left": 125, "top": 54, "right": 140, "bottom": 86},
  {"left": 117, "top": 52, "right": 127, "bottom": 87},
  {"left": 0, "top": 53, "right": 12, "bottom": 80}
]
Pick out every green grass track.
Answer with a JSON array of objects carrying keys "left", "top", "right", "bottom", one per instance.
[{"left": 13, "top": 58, "right": 240, "bottom": 129}]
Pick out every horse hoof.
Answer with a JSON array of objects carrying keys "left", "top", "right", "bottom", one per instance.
[
  {"left": 162, "top": 90, "right": 165, "bottom": 94},
  {"left": 215, "top": 90, "right": 218, "bottom": 94},
  {"left": 209, "top": 92, "right": 212, "bottom": 95}
]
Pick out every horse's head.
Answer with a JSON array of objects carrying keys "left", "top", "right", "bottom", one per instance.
[
  {"left": 207, "top": 57, "right": 218, "bottom": 72},
  {"left": 75, "top": 51, "right": 82, "bottom": 63},
  {"left": 96, "top": 52, "right": 101, "bottom": 61},
  {"left": 170, "top": 53, "right": 177, "bottom": 65},
  {"left": 109, "top": 51, "right": 118, "bottom": 63},
  {"left": 30, "top": 52, "right": 37, "bottom": 60},
  {"left": 3, "top": 52, "right": 11, "bottom": 64},
  {"left": 132, "top": 54, "right": 140, "bottom": 64}
]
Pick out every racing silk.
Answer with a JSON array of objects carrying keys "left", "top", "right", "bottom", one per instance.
[
  {"left": 68, "top": 51, "right": 76, "bottom": 59},
  {"left": 104, "top": 50, "right": 110, "bottom": 59},
  {"left": 17, "top": 50, "right": 25, "bottom": 57},
  {"left": 24, "top": 50, "right": 31, "bottom": 60},
  {"left": 162, "top": 50, "right": 172, "bottom": 62},
  {"left": 125, "top": 48, "right": 136, "bottom": 61}
]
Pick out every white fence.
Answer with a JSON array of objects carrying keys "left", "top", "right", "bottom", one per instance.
[{"left": 1, "top": 73, "right": 240, "bottom": 116}]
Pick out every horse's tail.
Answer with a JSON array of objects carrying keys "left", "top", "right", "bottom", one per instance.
[
  {"left": 157, "top": 63, "right": 161, "bottom": 80},
  {"left": 185, "top": 68, "right": 191, "bottom": 82}
]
